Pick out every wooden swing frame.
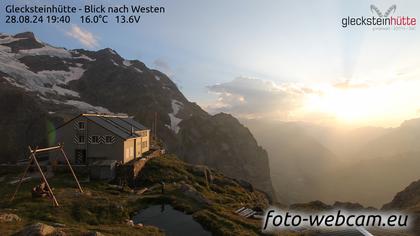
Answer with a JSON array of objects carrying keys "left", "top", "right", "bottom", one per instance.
[{"left": 10, "top": 143, "right": 83, "bottom": 207}]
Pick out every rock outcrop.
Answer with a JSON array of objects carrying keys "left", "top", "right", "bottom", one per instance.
[
  {"left": 382, "top": 179, "right": 420, "bottom": 210},
  {"left": 16, "top": 223, "right": 66, "bottom": 236},
  {"left": 0, "top": 213, "right": 21, "bottom": 223}
]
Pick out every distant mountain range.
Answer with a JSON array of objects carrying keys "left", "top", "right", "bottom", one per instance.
[
  {"left": 0, "top": 32, "right": 275, "bottom": 199},
  {"left": 244, "top": 118, "right": 420, "bottom": 207}
]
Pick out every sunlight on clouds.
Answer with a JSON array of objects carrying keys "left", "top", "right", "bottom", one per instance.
[
  {"left": 207, "top": 75, "right": 420, "bottom": 127},
  {"left": 206, "top": 77, "right": 306, "bottom": 120},
  {"left": 298, "top": 78, "right": 420, "bottom": 126},
  {"left": 66, "top": 25, "right": 99, "bottom": 48}
]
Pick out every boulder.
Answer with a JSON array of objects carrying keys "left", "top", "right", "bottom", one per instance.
[
  {"left": 16, "top": 222, "right": 65, "bottom": 236},
  {"left": 135, "top": 223, "right": 144, "bottom": 228},
  {"left": 180, "top": 183, "right": 213, "bottom": 206},
  {"left": 0, "top": 213, "right": 21, "bottom": 222},
  {"left": 124, "top": 219, "right": 134, "bottom": 227}
]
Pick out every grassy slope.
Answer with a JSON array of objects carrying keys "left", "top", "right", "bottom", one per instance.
[{"left": 0, "top": 155, "right": 304, "bottom": 236}]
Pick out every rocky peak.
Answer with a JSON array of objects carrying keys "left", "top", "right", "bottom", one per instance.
[
  {"left": 14, "top": 31, "right": 36, "bottom": 39},
  {"left": 178, "top": 113, "right": 275, "bottom": 199},
  {"left": 2, "top": 32, "right": 44, "bottom": 52},
  {"left": 94, "top": 48, "right": 123, "bottom": 63},
  {"left": 382, "top": 179, "right": 420, "bottom": 210}
]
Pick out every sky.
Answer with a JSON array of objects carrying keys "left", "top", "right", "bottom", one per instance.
[{"left": 1, "top": 0, "right": 420, "bottom": 127}]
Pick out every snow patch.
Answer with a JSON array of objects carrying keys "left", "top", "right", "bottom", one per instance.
[
  {"left": 155, "top": 75, "right": 161, "bottom": 81},
  {"left": 134, "top": 68, "right": 143, "bottom": 73},
  {"left": 108, "top": 48, "right": 117, "bottom": 55},
  {"left": 0, "top": 48, "right": 84, "bottom": 96},
  {"left": 38, "top": 67, "right": 85, "bottom": 84},
  {"left": 0, "top": 45, "right": 12, "bottom": 53},
  {"left": 17, "top": 45, "right": 71, "bottom": 58},
  {"left": 168, "top": 99, "right": 184, "bottom": 134},
  {"left": 3, "top": 76, "right": 26, "bottom": 89},
  {"left": 65, "top": 67, "right": 85, "bottom": 83},
  {"left": 0, "top": 35, "right": 24, "bottom": 44},
  {"left": 0, "top": 40, "right": 123, "bottom": 116},
  {"left": 65, "top": 100, "right": 111, "bottom": 113},
  {"left": 51, "top": 84, "right": 80, "bottom": 97},
  {"left": 172, "top": 100, "right": 183, "bottom": 114},
  {"left": 123, "top": 60, "right": 132, "bottom": 67},
  {"left": 73, "top": 54, "right": 95, "bottom": 61},
  {"left": 111, "top": 59, "right": 119, "bottom": 66}
]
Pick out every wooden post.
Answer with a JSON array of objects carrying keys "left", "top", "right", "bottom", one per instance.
[
  {"left": 11, "top": 144, "right": 85, "bottom": 206},
  {"left": 9, "top": 147, "right": 37, "bottom": 202},
  {"left": 29, "top": 146, "right": 59, "bottom": 207},
  {"left": 152, "top": 112, "right": 158, "bottom": 142},
  {"left": 30, "top": 145, "right": 61, "bottom": 153},
  {"left": 59, "top": 144, "right": 83, "bottom": 193}
]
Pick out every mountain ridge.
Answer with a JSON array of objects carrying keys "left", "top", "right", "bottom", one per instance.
[{"left": 0, "top": 31, "right": 276, "bottom": 199}]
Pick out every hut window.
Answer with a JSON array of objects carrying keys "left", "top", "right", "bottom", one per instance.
[
  {"left": 78, "top": 135, "right": 85, "bottom": 144},
  {"left": 78, "top": 121, "right": 85, "bottom": 130},
  {"left": 105, "top": 135, "right": 113, "bottom": 144},
  {"left": 91, "top": 135, "right": 99, "bottom": 144}
]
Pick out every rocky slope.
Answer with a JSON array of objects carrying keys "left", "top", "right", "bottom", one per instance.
[
  {"left": 382, "top": 179, "right": 420, "bottom": 210},
  {"left": 0, "top": 32, "right": 275, "bottom": 199},
  {"left": 382, "top": 179, "right": 420, "bottom": 235},
  {"left": 243, "top": 120, "right": 337, "bottom": 204}
]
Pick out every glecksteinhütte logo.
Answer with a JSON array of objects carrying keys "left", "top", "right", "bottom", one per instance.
[
  {"left": 341, "top": 4, "right": 416, "bottom": 30},
  {"left": 370, "top": 4, "right": 396, "bottom": 17}
]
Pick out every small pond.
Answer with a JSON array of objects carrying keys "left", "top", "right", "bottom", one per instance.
[{"left": 133, "top": 204, "right": 212, "bottom": 236}]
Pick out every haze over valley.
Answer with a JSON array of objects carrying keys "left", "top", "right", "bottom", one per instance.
[{"left": 243, "top": 118, "right": 420, "bottom": 208}]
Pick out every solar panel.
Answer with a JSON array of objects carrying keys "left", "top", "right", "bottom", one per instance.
[
  {"left": 84, "top": 114, "right": 148, "bottom": 140},
  {"left": 87, "top": 116, "right": 131, "bottom": 139}
]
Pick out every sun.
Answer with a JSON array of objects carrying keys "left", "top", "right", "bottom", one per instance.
[
  {"left": 323, "top": 89, "right": 374, "bottom": 123},
  {"left": 303, "top": 85, "right": 391, "bottom": 125}
]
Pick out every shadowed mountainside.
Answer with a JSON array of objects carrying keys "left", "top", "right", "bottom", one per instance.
[{"left": 0, "top": 32, "right": 275, "bottom": 199}]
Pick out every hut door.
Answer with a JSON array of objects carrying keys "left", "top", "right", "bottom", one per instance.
[{"left": 75, "top": 149, "right": 86, "bottom": 164}]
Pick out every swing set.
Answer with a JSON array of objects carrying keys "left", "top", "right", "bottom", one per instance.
[{"left": 10, "top": 143, "right": 83, "bottom": 207}]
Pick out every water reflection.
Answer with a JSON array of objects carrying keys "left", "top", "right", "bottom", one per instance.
[{"left": 133, "top": 204, "right": 211, "bottom": 236}]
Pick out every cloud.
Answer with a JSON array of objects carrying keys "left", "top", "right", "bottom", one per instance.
[
  {"left": 334, "top": 80, "right": 369, "bottom": 90},
  {"left": 206, "top": 77, "right": 309, "bottom": 119},
  {"left": 205, "top": 75, "right": 420, "bottom": 126},
  {"left": 66, "top": 25, "right": 99, "bottom": 48}
]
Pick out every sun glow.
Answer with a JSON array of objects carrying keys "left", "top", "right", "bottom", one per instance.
[{"left": 302, "top": 80, "right": 420, "bottom": 126}]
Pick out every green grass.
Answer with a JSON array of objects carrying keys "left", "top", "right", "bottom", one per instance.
[
  {"left": 0, "top": 173, "right": 162, "bottom": 235},
  {"left": 0, "top": 154, "right": 305, "bottom": 235}
]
